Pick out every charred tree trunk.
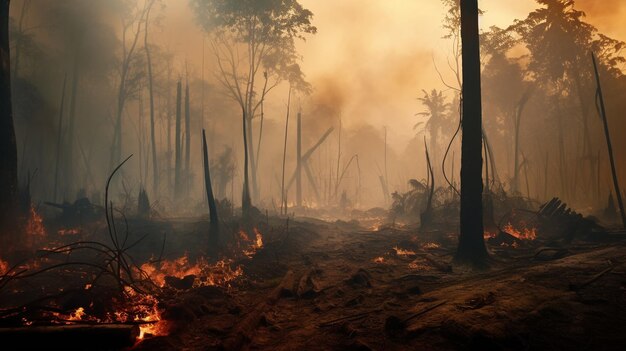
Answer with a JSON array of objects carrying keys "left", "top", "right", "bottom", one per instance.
[
  {"left": 175, "top": 80, "right": 182, "bottom": 199},
  {"left": 280, "top": 87, "right": 292, "bottom": 215},
  {"left": 202, "top": 129, "right": 219, "bottom": 246},
  {"left": 455, "top": 0, "right": 488, "bottom": 267},
  {"left": 67, "top": 50, "right": 80, "bottom": 196},
  {"left": 53, "top": 75, "right": 67, "bottom": 203},
  {"left": 512, "top": 88, "right": 533, "bottom": 194},
  {"left": 144, "top": 2, "right": 158, "bottom": 197},
  {"left": 11, "top": 0, "right": 29, "bottom": 80},
  {"left": 0, "top": 0, "right": 18, "bottom": 237},
  {"left": 296, "top": 111, "right": 302, "bottom": 208},
  {"left": 241, "top": 108, "right": 252, "bottom": 217},
  {"left": 185, "top": 81, "right": 191, "bottom": 196},
  {"left": 592, "top": 53, "right": 626, "bottom": 228}
]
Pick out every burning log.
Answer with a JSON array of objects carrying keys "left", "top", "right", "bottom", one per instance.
[{"left": 0, "top": 324, "right": 139, "bottom": 350}]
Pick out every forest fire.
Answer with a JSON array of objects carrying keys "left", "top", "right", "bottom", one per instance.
[{"left": 1, "top": 0, "right": 626, "bottom": 349}]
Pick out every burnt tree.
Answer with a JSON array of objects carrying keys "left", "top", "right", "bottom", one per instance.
[
  {"left": 455, "top": 0, "right": 489, "bottom": 266},
  {"left": 202, "top": 129, "right": 219, "bottom": 246},
  {"left": 0, "top": 0, "right": 18, "bottom": 237},
  {"left": 174, "top": 79, "right": 182, "bottom": 198}
]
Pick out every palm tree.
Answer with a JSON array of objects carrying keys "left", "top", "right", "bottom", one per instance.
[{"left": 415, "top": 89, "right": 451, "bottom": 177}]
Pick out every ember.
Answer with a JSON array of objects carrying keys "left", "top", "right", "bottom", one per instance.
[
  {"left": 422, "top": 242, "right": 441, "bottom": 249},
  {"left": 57, "top": 228, "right": 80, "bottom": 236},
  {"left": 393, "top": 247, "right": 416, "bottom": 256},
  {"left": 0, "top": 258, "right": 8, "bottom": 275},
  {"left": 140, "top": 254, "right": 243, "bottom": 288},
  {"left": 373, "top": 256, "right": 385, "bottom": 263}
]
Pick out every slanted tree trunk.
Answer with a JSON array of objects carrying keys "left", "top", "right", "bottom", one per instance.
[
  {"left": 175, "top": 80, "right": 182, "bottom": 199},
  {"left": 144, "top": 2, "right": 158, "bottom": 197},
  {"left": 280, "top": 87, "right": 292, "bottom": 215},
  {"left": 455, "top": 0, "right": 489, "bottom": 267},
  {"left": 0, "top": 0, "right": 18, "bottom": 237},
  {"left": 202, "top": 129, "right": 219, "bottom": 247},
  {"left": 185, "top": 81, "right": 191, "bottom": 196},
  {"left": 592, "top": 52, "right": 626, "bottom": 228}
]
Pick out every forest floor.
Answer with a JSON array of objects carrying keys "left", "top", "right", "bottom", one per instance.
[{"left": 131, "top": 216, "right": 626, "bottom": 351}]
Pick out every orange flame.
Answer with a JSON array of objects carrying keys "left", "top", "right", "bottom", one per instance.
[
  {"left": 140, "top": 254, "right": 243, "bottom": 289},
  {"left": 373, "top": 256, "right": 385, "bottom": 263},
  {"left": 503, "top": 222, "right": 537, "bottom": 240},
  {"left": 26, "top": 205, "right": 46, "bottom": 236},
  {"left": 0, "top": 258, "right": 8, "bottom": 275}
]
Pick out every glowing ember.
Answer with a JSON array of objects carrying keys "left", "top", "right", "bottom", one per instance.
[
  {"left": 393, "top": 247, "right": 416, "bottom": 256},
  {"left": 408, "top": 259, "right": 429, "bottom": 270},
  {"left": 0, "top": 258, "right": 8, "bottom": 275},
  {"left": 422, "top": 242, "right": 440, "bottom": 249},
  {"left": 57, "top": 228, "right": 80, "bottom": 236},
  {"left": 373, "top": 256, "right": 385, "bottom": 263},
  {"left": 254, "top": 228, "right": 263, "bottom": 248},
  {"left": 503, "top": 222, "right": 537, "bottom": 240},
  {"left": 140, "top": 254, "right": 243, "bottom": 288},
  {"left": 483, "top": 231, "right": 497, "bottom": 239},
  {"left": 26, "top": 205, "right": 46, "bottom": 236}
]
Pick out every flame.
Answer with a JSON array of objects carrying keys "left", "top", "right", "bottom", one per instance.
[
  {"left": 140, "top": 254, "right": 243, "bottom": 288},
  {"left": 68, "top": 307, "right": 86, "bottom": 321},
  {"left": 373, "top": 256, "right": 385, "bottom": 263},
  {"left": 408, "top": 259, "right": 429, "bottom": 270},
  {"left": 26, "top": 205, "right": 46, "bottom": 236},
  {"left": 243, "top": 228, "right": 264, "bottom": 258},
  {"left": 393, "top": 247, "right": 416, "bottom": 256},
  {"left": 503, "top": 222, "right": 537, "bottom": 240},
  {"left": 422, "top": 242, "right": 440, "bottom": 249},
  {"left": 57, "top": 228, "right": 80, "bottom": 236}
]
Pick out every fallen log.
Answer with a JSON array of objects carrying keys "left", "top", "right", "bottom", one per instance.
[
  {"left": 222, "top": 270, "right": 294, "bottom": 350},
  {"left": 0, "top": 324, "right": 139, "bottom": 350}
]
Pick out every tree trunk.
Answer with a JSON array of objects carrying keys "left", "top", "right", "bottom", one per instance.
[
  {"left": 455, "top": 0, "right": 488, "bottom": 267},
  {"left": 67, "top": 51, "right": 80, "bottom": 197},
  {"left": 0, "top": 0, "right": 18, "bottom": 237},
  {"left": 175, "top": 80, "right": 182, "bottom": 199},
  {"left": 185, "top": 81, "right": 191, "bottom": 196},
  {"left": 592, "top": 52, "right": 626, "bottom": 228},
  {"left": 144, "top": 3, "right": 158, "bottom": 197},
  {"left": 241, "top": 108, "right": 251, "bottom": 216},
  {"left": 280, "top": 87, "right": 292, "bottom": 215},
  {"left": 53, "top": 75, "right": 67, "bottom": 203},
  {"left": 202, "top": 129, "right": 219, "bottom": 246},
  {"left": 296, "top": 111, "right": 302, "bottom": 207}
]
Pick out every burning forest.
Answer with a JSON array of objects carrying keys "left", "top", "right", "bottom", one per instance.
[{"left": 1, "top": 0, "right": 626, "bottom": 350}]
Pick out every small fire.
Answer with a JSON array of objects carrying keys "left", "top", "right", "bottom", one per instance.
[
  {"left": 140, "top": 254, "right": 243, "bottom": 288},
  {"left": 57, "top": 228, "right": 80, "bottom": 236},
  {"left": 503, "top": 222, "right": 537, "bottom": 240},
  {"left": 393, "top": 247, "right": 416, "bottom": 256},
  {"left": 68, "top": 307, "right": 86, "bottom": 321},
  {"left": 243, "top": 228, "right": 264, "bottom": 258},
  {"left": 422, "top": 242, "right": 440, "bottom": 250},
  {"left": 373, "top": 256, "right": 385, "bottom": 263},
  {"left": 26, "top": 205, "right": 46, "bottom": 236}
]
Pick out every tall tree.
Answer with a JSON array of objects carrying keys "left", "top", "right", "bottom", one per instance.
[
  {"left": 174, "top": 79, "right": 182, "bottom": 198},
  {"left": 144, "top": 0, "right": 158, "bottom": 196},
  {"left": 184, "top": 80, "right": 191, "bottom": 196},
  {"left": 415, "top": 89, "right": 451, "bottom": 179},
  {"left": 455, "top": 0, "right": 489, "bottom": 266},
  {"left": 191, "top": 0, "right": 316, "bottom": 214},
  {"left": 0, "top": 0, "right": 18, "bottom": 237}
]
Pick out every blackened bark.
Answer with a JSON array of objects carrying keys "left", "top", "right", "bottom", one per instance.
[
  {"left": 0, "top": 0, "right": 18, "bottom": 237},
  {"left": 296, "top": 111, "right": 302, "bottom": 207},
  {"left": 455, "top": 0, "right": 489, "bottom": 266},
  {"left": 174, "top": 80, "right": 182, "bottom": 199},
  {"left": 184, "top": 81, "right": 191, "bottom": 196},
  {"left": 202, "top": 129, "right": 219, "bottom": 246},
  {"left": 144, "top": 3, "right": 158, "bottom": 197}
]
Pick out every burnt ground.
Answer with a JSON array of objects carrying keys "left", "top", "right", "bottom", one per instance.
[{"left": 133, "top": 218, "right": 626, "bottom": 351}]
